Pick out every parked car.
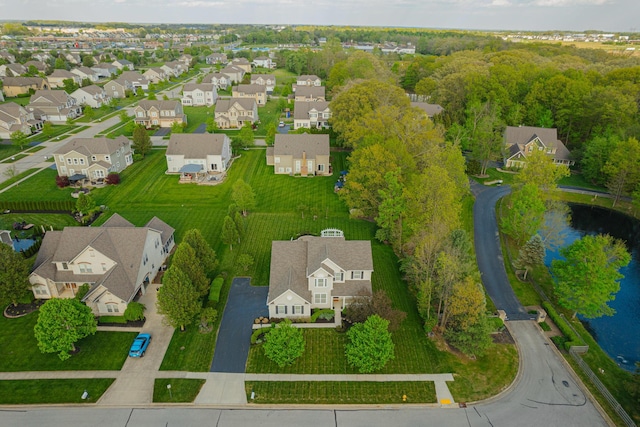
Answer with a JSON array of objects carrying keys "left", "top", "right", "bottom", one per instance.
[
  {"left": 128, "top": 333, "right": 151, "bottom": 357},
  {"left": 279, "top": 121, "right": 285, "bottom": 127}
]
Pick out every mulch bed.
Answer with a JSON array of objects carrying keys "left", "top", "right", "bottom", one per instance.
[
  {"left": 4, "top": 300, "right": 45, "bottom": 318},
  {"left": 492, "top": 328, "right": 516, "bottom": 345}
]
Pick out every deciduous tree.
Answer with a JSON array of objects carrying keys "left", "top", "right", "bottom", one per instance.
[
  {"left": 263, "top": 319, "right": 305, "bottom": 367},
  {"left": 231, "top": 179, "right": 256, "bottom": 216},
  {"left": 157, "top": 266, "right": 201, "bottom": 331},
  {"left": 552, "top": 234, "right": 631, "bottom": 319},
  {"left": 602, "top": 137, "right": 640, "bottom": 207},
  {"left": 34, "top": 298, "right": 97, "bottom": 360},
  {"left": 517, "top": 234, "right": 545, "bottom": 280},
  {"left": 500, "top": 183, "right": 546, "bottom": 245},
  {"left": 221, "top": 215, "right": 239, "bottom": 251},
  {"left": 132, "top": 124, "right": 152, "bottom": 157},
  {"left": 0, "top": 244, "right": 31, "bottom": 306},
  {"left": 345, "top": 315, "right": 395, "bottom": 373},
  {"left": 514, "top": 149, "right": 570, "bottom": 193},
  {"left": 182, "top": 229, "right": 218, "bottom": 275},
  {"left": 10, "top": 130, "right": 28, "bottom": 150}
]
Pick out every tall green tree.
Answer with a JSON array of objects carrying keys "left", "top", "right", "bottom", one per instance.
[
  {"left": 580, "top": 135, "right": 619, "bottom": 186},
  {"left": 157, "top": 266, "right": 201, "bottom": 331},
  {"left": 221, "top": 215, "right": 239, "bottom": 251},
  {"left": 171, "top": 242, "right": 209, "bottom": 297},
  {"left": 465, "top": 101, "right": 504, "bottom": 176},
  {"left": 34, "top": 298, "right": 97, "bottom": 361},
  {"left": 345, "top": 314, "right": 395, "bottom": 373},
  {"left": 602, "top": 137, "right": 640, "bottom": 207},
  {"left": 375, "top": 169, "right": 405, "bottom": 255},
  {"left": 0, "top": 244, "right": 31, "bottom": 306},
  {"left": 232, "top": 123, "right": 255, "bottom": 153},
  {"left": 75, "top": 193, "right": 96, "bottom": 217},
  {"left": 231, "top": 179, "right": 256, "bottom": 216},
  {"left": 132, "top": 124, "right": 152, "bottom": 157},
  {"left": 516, "top": 234, "right": 545, "bottom": 280},
  {"left": 10, "top": 130, "right": 28, "bottom": 150},
  {"left": 62, "top": 78, "right": 78, "bottom": 93},
  {"left": 514, "top": 149, "right": 570, "bottom": 193},
  {"left": 83, "top": 105, "right": 94, "bottom": 120},
  {"left": 500, "top": 183, "right": 546, "bottom": 245},
  {"left": 182, "top": 229, "right": 218, "bottom": 275},
  {"left": 552, "top": 234, "right": 631, "bottom": 319},
  {"left": 263, "top": 319, "right": 305, "bottom": 367}
]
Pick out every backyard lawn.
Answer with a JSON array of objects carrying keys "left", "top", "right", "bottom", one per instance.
[{"left": 0, "top": 167, "right": 75, "bottom": 202}]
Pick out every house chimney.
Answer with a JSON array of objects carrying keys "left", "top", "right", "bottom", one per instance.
[{"left": 301, "top": 151, "right": 308, "bottom": 176}]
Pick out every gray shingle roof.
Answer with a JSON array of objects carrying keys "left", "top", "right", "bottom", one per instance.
[
  {"left": 293, "top": 101, "right": 330, "bottom": 120},
  {"left": 166, "top": 133, "right": 228, "bottom": 159},
  {"left": 215, "top": 98, "right": 256, "bottom": 113},
  {"left": 295, "top": 86, "right": 325, "bottom": 97},
  {"left": 411, "top": 102, "right": 444, "bottom": 117},
  {"left": 273, "top": 134, "right": 329, "bottom": 159},
  {"left": 234, "top": 84, "right": 266, "bottom": 95},
  {"left": 504, "top": 126, "right": 572, "bottom": 162},
  {"left": 54, "top": 135, "right": 131, "bottom": 156},
  {"left": 182, "top": 83, "right": 215, "bottom": 92}
]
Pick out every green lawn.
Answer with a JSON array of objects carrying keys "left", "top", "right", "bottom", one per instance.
[
  {"left": 255, "top": 99, "right": 284, "bottom": 136},
  {"left": 153, "top": 378, "right": 205, "bottom": 403},
  {"left": 0, "top": 379, "right": 114, "bottom": 404},
  {"left": 245, "top": 381, "right": 436, "bottom": 404},
  {"left": 183, "top": 106, "right": 213, "bottom": 133},
  {"left": 1, "top": 96, "right": 31, "bottom": 106},
  {"left": 0, "top": 153, "right": 28, "bottom": 163},
  {"left": 0, "top": 213, "right": 78, "bottom": 238},
  {"left": 0, "top": 168, "right": 75, "bottom": 202},
  {"left": 29, "top": 125, "right": 78, "bottom": 144},
  {"left": 0, "top": 168, "right": 40, "bottom": 191},
  {"left": 0, "top": 312, "right": 135, "bottom": 371},
  {"left": 0, "top": 144, "right": 25, "bottom": 162}
]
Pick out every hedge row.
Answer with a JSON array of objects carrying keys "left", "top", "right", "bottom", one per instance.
[
  {"left": 310, "top": 309, "right": 334, "bottom": 322},
  {"left": 0, "top": 200, "right": 75, "bottom": 212},
  {"left": 542, "top": 301, "right": 584, "bottom": 350},
  {"left": 250, "top": 326, "right": 272, "bottom": 344},
  {"left": 208, "top": 277, "right": 224, "bottom": 303},
  {"left": 20, "top": 238, "right": 42, "bottom": 259}
]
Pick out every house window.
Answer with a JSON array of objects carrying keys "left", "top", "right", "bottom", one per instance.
[
  {"left": 137, "top": 112, "right": 144, "bottom": 117},
  {"left": 106, "top": 304, "right": 120, "bottom": 313},
  {"left": 211, "top": 163, "right": 218, "bottom": 171},
  {"left": 293, "top": 305, "right": 304, "bottom": 315},
  {"left": 34, "top": 286, "right": 48, "bottom": 295},
  {"left": 59, "top": 155, "right": 64, "bottom": 162},
  {"left": 318, "top": 164, "right": 325, "bottom": 172},
  {"left": 335, "top": 272, "right": 344, "bottom": 282},
  {"left": 67, "top": 158, "right": 72, "bottom": 164},
  {"left": 351, "top": 271, "right": 363, "bottom": 279},
  {"left": 91, "top": 155, "right": 97, "bottom": 161},
  {"left": 79, "top": 158, "right": 85, "bottom": 165},
  {"left": 276, "top": 305, "right": 287, "bottom": 315},
  {"left": 315, "top": 278, "right": 327, "bottom": 288},
  {"left": 105, "top": 156, "right": 110, "bottom": 162},
  {"left": 79, "top": 263, "right": 93, "bottom": 273},
  {"left": 61, "top": 262, "right": 68, "bottom": 270},
  {"left": 314, "top": 293, "right": 327, "bottom": 304}
]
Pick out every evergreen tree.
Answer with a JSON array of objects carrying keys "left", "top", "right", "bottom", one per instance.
[
  {"left": 221, "top": 215, "right": 239, "bottom": 251},
  {"left": 517, "top": 234, "right": 546, "bottom": 280},
  {"left": 132, "top": 124, "right": 152, "bottom": 157}
]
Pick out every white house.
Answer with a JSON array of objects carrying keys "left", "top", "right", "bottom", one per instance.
[
  {"left": 293, "top": 101, "right": 331, "bottom": 130},
  {"left": 181, "top": 83, "right": 217, "bottom": 107},
  {"left": 70, "top": 85, "right": 110, "bottom": 109},
  {"left": 166, "top": 133, "right": 232, "bottom": 181}
]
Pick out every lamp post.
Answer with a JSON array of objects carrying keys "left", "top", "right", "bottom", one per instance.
[{"left": 167, "top": 383, "right": 172, "bottom": 400}]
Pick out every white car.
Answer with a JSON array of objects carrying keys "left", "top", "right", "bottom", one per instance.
[{"left": 278, "top": 121, "right": 285, "bottom": 127}]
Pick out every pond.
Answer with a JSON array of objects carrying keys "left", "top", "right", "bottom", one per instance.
[
  {"left": 12, "top": 237, "right": 37, "bottom": 252},
  {"left": 544, "top": 204, "right": 640, "bottom": 372}
]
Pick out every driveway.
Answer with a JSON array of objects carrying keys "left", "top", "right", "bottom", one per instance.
[
  {"left": 210, "top": 278, "right": 268, "bottom": 373},
  {"left": 153, "top": 128, "right": 171, "bottom": 137},
  {"left": 193, "top": 123, "right": 206, "bottom": 133}
]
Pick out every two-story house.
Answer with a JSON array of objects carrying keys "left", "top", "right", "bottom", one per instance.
[
  {"left": 250, "top": 74, "right": 276, "bottom": 94},
  {"left": 230, "top": 58, "right": 252, "bottom": 73},
  {"left": 293, "top": 75, "right": 321, "bottom": 92},
  {"left": 294, "top": 86, "right": 325, "bottom": 102},
  {"left": 24, "top": 61, "right": 47, "bottom": 74},
  {"left": 166, "top": 133, "right": 232, "bottom": 181},
  {"left": 92, "top": 63, "right": 119, "bottom": 79},
  {"left": 214, "top": 98, "right": 258, "bottom": 129},
  {"left": 53, "top": 136, "right": 133, "bottom": 182},
  {"left": 70, "top": 85, "right": 111, "bottom": 109},
  {"left": 71, "top": 66, "right": 100, "bottom": 83},
  {"left": 47, "top": 69, "right": 82, "bottom": 89},
  {"left": 504, "top": 126, "right": 574, "bottom": 168},
  {"left": 104, "top": 78, "right": 133, "bottom": 99},
  {"left": 266, "top": 134, "right": 330, "bottom": 176},
  {"left": 181, "top": 83, "right": 217, "bottom": 107},
  {"left": 202, "top": 72, "right": 230, "bottom": 90},
  {"left": 161, "top": 61, "right": 186, "bottom": 78},
  {"left": 0, "top": 77, "right": 49, "bottom": 97},
  {"left": 206, "top": 53, "right": 227, "bottom": 65},
  {"left": 133, "top": 100, "right": 186, "bottom": 128},
  {"left": 119, "top": 71, "right": 149, "bottom": 91},
  {"left": 267, "top": 232, "right": 373, "bottom": 319},
  {"left": 0, "top": 63, "right": 27, "bottom": 77},
  {"left": 29, "top": 213, "right": 175, "bottom": 316},
  {"left": 220, "top": 65, "right": 245, "bottom": 84},
  {"left": 232, "top": 84, "right": 267, "bottom": 106},
  {"left": 293, "top": 101, "right": 331, "bottom": 130},
  {"left": 253, "top": 56, "right": 275, "bottom": 69},
  {"left": 26, "top": 90, "right": 83, "bottom": 123},
  {"left": 112, "top": 59, "right": 134, "bottom": 70},
  {"left": 0, "top": 102, "right": 43, "bottom": 139},
  {"left": 142, "top": 67, "right": 167, "bottom": 84}
]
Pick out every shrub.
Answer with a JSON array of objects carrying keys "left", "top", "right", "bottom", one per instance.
[
  {"left": 466, "top": 159, "right": 482, "bottom": 175},
  {"left": 310, "top": 309, "right": 334, "bottom": 322},
  {"left": 56, "top": 175, "right": 70, "bottom": 188},
  {"left": 74, "top": 284, "right": 90, "bottom": 301},
  {"left": 106, "top": 173, "right": 120, "bottom": 185},
  {"left": 98, "top": 316, "right": 127, "bottom": 324},
  {"left": 208, "top": 277, "right": 224, "bottom": 303},
  {"left": 133, "top": 153, "right": 143, "bottom": 162},
  {"left": 251, "top": 325, "right": 272, "bottom": 344},
  {"left": 199, "top": 307, "right": 218, "bottom": 333},
  {"left": 263, "top": 320, "right": 305, "bottom": 367},
  {"left": 124, "top": 301, "right": 146, "bottom": 321},
  {"left": 542, "top": 301, "right": 583, "bottom": 350}
]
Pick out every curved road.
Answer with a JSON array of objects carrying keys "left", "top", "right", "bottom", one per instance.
[{"left": 0, "top": 187, "right": 610, "bottom": 426}]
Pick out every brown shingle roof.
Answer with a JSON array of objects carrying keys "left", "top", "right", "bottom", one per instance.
[
  {"left": 166, "top": 133, "right": 228, "bottom": 159},
  {"left": 273, "top": 134, "right": 329, "bottom": 159},
  {"left": 215, "top": 98, "right": 256, "bottom": 113},
  {"left": 293, "top": 101, "right": 330, "bottom": 120}
]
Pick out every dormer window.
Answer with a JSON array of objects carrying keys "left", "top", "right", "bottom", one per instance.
[
  {"left": 314, "top": 278, "right": 327, "bottom": 288},
  {"left": 351, "top": 271, "right": 363, "bottom": 280}
]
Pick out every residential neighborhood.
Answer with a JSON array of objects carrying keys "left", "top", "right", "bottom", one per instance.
[{"left": 0, "top": 19, "right": 637, "bottom": 427}]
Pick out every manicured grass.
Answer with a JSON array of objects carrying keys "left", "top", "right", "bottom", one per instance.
[
  {"left": 255, "top": 99, "right": 284, "bottom": 136},
  {"left": 159, "top": 323, "right": 218, "bottom": 372},
  {"left": 0, "top": 168, "right": 75, "bottom": 202},
  {"left": 0, "top": 213, "right": 78, "bottom": 237},
  {"left": 29, "top": 125, "right": 78, "bottom": 144},
  {"left": 245, "top": 381, "right": 437, "bottom": 404},
  {"left": 69, "top": 125, "right": 91, "bottom": 134},
  {"left": 73, "top": 107, "right": 118, "bottom": 123},
  {"left": 96, "top": 119, "right": 130, "bottom": 136},
  {"left": 559, "top": 172, "right": 607, "bottom": 191},
  {"left": 0, "top": 379, "right": 114, "bottom": 404},
  {"left": 0, "top": 312, "right": 135, "bottom": 371},
  {"left": 153, "top": 378, "right": 205, "bottom": 403},
  {"left": 2, "top": 96, "right": 31, "bottom": 106},
  {"left": 0, "top": 153, "right": 28, "bottom": 163},
  {"left": 0, "top": 168, "right": 40, "bottom": 191},
  {"left": 470, "top": 167, "right": 517, "bottom": 186},
  {"left": 25, "top": 145, "right": 45, "bottom": 153},
  {"left": 183, "top": 106, "right": 213, "bottom": 133},
  {"left": 0, "top": 144, "right": 25, "bottom": 162}
]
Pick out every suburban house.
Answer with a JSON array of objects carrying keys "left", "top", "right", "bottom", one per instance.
[
  {"left": 253, "top": 56, "right": 275, "bottom": 69},
  {"left": 202, "top": 72, "right": 230, "bottom": 90},
  {"left": 250, "top": 74, "right": 276, "bottom": 94},
  {"left": 24, "top": 61, "right": 47, "bottom": 73},
  {"left": 293, "top": 101, "right": 331, "bottom": 130},
  {"left": 29, "top": 213, "right": 175, "bottom": 316},
  {"left": 206, "top": 53, "right": 227, "bottom": 64},
  {"left": 232, "top": 84, "right": 267, "bottom": 106},
  {"left": 26, "top": 90, "right": 83, "bottom": 123},
  {"left": 120, "top": 71, "right": 149, "bottom": 91},
  {"left": 0, "top": 63, "right": 27, "bottom": 77},
  {"left": 230, "top": 58, "right": 252, "bottom": 73},
  {"left": 142, "top": 67, "right": 167, "bottom": 83},
  {"left": 0, "top": 102, "right": 43, "bottom": 139},
  {"left": 411, "top": 102, "right": 444, "bottom": 118},
  {"left": 166, "top": 133, "right": 232, "bottom": 181},
  {"left": 70, "top": 85, "right": 110, "bottom": 109},
  {"left": 178, "top": 54, "right": 193, "bottom": 67},
  {"left": 294, "top": 86, "right": 326, "bottom": 102},
  {"left": 133, "top": 100, "right": 186, "bottom": 128},
  {"left": 31, "top": 53, "right": 51, "bottom": 63},
  {"left": 214, "top": 98, "right": 258, "bottom": 129},
  {"left": 181, "top": 83, "right": 217, "bottom": 106},
  {"left": 104, "top": 78, "right": 132, "bottom": 99},
  {"left": 220, "top": 65, "right": 245, "bottom": 84},
  {"left": 65, "top": 53, "right": 81, "bottom": 65},
  {"left": 161, "top": 61, "right": 186, "bottom": 77},
  {"left": 266, "top": 134, "right": 331, "bottom": 176},
  {"left": 0, "top": 77, "right": 49, "bottom": 97},
  {"left": 267, "top": 232, "right": 373, "bottom": 319},
  {"left": 47, "top": 69, "right": 81, "bottom": 89},
  {"left": 0, "top": 51, "right": 16, "bottom": 63},
  {"left": 92, "top": 63, "right": 118, "bottom": 78},
  {"left": 71, "top": 66, "right": 100, "bottom": 83},
  {"left": 53, "top": 136, "right": 133, "bottom": 182},
  {"left": 504, "top": 126, "right": 574, "bottom": 168},
  {"left": 296, "top": 75, "right": 322, "bottom": 87},
  {"left": 112, "top": 59, "right": 134, "bottom": 70}
]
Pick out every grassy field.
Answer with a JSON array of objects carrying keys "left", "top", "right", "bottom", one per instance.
[
  {"left": 0, "top": 168, "right": 40, "bottom": 191},
  {"left": 0, "top": 167, "right": 75, "bottom": 202},
  {"left": 153, "top": 378, "right": 205, "bottom": 403},
  {"left": 245, "top": 381, "right": 437, "bottom": 404},
  {"left": 183, "top": 106, "right": 213, "bottom": 133},
  {"left": 0, "top": 379, "right": 114, "bottom": 404},
  {"left": 0, "top": 312, "right": 135, "bottom": 371}
]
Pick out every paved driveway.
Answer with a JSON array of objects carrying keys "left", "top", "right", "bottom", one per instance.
[{"left": 210, "top": 278, "right": 268, "bottom": 373}]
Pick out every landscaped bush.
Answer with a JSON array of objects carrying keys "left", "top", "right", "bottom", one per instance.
[
  {"left": 55, "top": 175, "right": 70, "bottom": 188},
  {"left": 74, "top": 284, "right": 90, "bottom": 301},
  {"left": 208, "top": 277, "right": 224, "bottom": 303},
  {"left": 251, "top": 326, "right": 272, "bottom": 344},
  {"left": 98, "top": 316, "right": 128, "bottom": 324},
  {"left": 133, "top": 153, "right": 143, "bottom": 162},
  {"left": 124, "top": 302, "right": 145, "bottom": 321},
  {"left": 487, "top": 316, "right": 505, "bottom": 332},
  {"left": 542, "top": 301, "right": 583, "bottom": 350},
  {"left": 466, "top": 159, "right": 482, "bottom": 175},
  {"left": 310, "top": 309, "right": 334, "bottom": 322},
  {"left": 106, "top": 173, "right": 120, "bottom": 185}
]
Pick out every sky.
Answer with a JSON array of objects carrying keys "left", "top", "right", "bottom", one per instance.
[{"left": 1, "top": 0, "right": 639, "bottom": 33}]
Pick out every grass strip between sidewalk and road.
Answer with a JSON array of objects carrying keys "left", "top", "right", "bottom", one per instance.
[
  {"left": 0, "top": 378, "right": 114, "bottom": 404},
  {"left": 153, "top": 378, "right": 205, "bottom": 403}
]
